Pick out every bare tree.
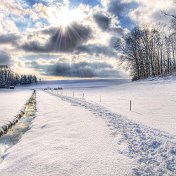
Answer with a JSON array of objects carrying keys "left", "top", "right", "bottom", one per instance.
[{"left": 116, "top": 25, "right": 176, "bottom": 80}]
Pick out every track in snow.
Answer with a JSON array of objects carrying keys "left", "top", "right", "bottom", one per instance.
[
  {"left": 46, "top": 90, "right": 176, "bottom": 176},
  {"left": 0, "top": 90, "right": 134, "bottom": 176}
]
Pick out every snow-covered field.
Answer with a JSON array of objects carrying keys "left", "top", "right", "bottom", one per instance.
[
  {"left": 0, "top": 78, "right": 176, "bottom": 175},
  {"left": 40, "top": 78, "right": 176, "bottom": 136}
]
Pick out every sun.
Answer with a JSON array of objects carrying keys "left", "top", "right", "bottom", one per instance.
[
  {"left": 48, "top": 6, "right": 83, "bottom": 32},
  {"left": 52, "top": 7, "right": 72, "bottom": 30}
]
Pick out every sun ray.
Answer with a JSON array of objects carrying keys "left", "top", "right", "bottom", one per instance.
[{"left": 47, "top": 6, "right": 83, "bottom": 33}]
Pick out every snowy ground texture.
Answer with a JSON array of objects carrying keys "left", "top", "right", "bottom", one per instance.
[
  {"left": 49, "top": 91, "right": 176, "bottom": 175},
  {"left": 0, "top": 91, "right": 135, "bottom": 176},
  {"left": 0, "top": 89, "right": 32, "bottom": 126},
  {"left": 0, "top": 78, "right": 176, "bottom": 175},
  {"left": 0, "top": 91, "right": 36, "bottom": 163}
]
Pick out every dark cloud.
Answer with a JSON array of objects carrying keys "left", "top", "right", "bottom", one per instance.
[
  {"left": 21, "top": 41, "right": 51, "bottom": 53},
  {"left": 108, "top": 0, "right": 126, "bottom": 16},
  {"left": 92, "top": 11, "right": 126, "bottom": 37},
  {"left": 21, "top": 23, "right": 92, "bottom": 53},
  {"left": 93, "top": 13, "right": 111, "bottom": 30},
  {"left": 40, "top": 27, "right": 57, "bottom": 35},
  {"left": 47, "top": 62, "right": 119, "bottom": 77},
  {"left": 110, "top": 27, "right": 125, "bottom": 36},
  {"left": 107, "top": 0, "right": 137, "bottom": 16},
  {"left": 28, "top": 60, "right": 120, "bottom": 78},
  {"left": 0, "top": 50, "right": 11, "bottom": 65},
  {"left": 19, "top": 21, "right": 121, "bottom": 57},
  {"left": 50, "top": 24, "right": 92, "bottom": 52},
  {"left": 75, "top": 44, "right": 117, "bottom": 58},
  {"left": 109, "top": 36, "right": 122, "bottom": 48},
  {"left": 105, "top": 0, "right": 138, "bottom": 28},
  {"left": 0, "top": 34, "right": 19, "bottom": 44}
]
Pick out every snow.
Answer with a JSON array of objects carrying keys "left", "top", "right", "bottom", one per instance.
[
  {"left": 49, "top": 91, "right": 176, "bottom": 175},
  {"left": 0, "top": 89, "right": 32, "bottom": 126},
  {"left": 45, "top": 78, "right": 176, "bottom": 136},
  {"left": 0, "top": 91, "right": 36, "bottom": 163},
  {"left": 1, "top": 78, "right": 176, "bottom": 175},
  {"left": 0, "top": 91, "right": 135, "bottom": 176}
]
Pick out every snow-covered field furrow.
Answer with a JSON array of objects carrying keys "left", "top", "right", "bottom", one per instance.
[
  {"left": 47, "top": 91, "right": 176, "bottom": 176},
  {"left": 0, "top": 91, "right": 135, "bottom": 176},
  {"left": 0, "top": 89, "right": 32, "bottom": 126}
]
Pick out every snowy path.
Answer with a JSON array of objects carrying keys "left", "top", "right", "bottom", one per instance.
[
  {"left": 0, "top": 91, "right": 134, "bottom": 176},
  {"left": 47, "top": 91, "right": 176, "bottom": 176},
  {"left": 53, "top": 79, "right": 176, "bottom": 136},
  {"left": 1, "top": 87, "right": 176, "bottom": 175}
]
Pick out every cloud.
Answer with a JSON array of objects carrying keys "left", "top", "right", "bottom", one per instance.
[
  {"left": 93, "top": 13, "right": 111, "bottom": 30},
  {"left": 101, "top": 0, "right": 137, "bottom": 16},
  {"left": 0, "top": 0, "right": 128, "bottom": 78},
  {"left": 0, "top": 50, "right": 11, "bottom": 65},
  {"left": 101, "top": 0, "right": 137, "bottom": 28},
  {"left": 21, "top": 23, "right": 92, "bottom": 53},
  {"left": 28, "top": 60, "right": 120, "bottom": 78},
  {"left": 106, "top": 0, "right": 127, "bottom": 16},
  {"left": 129, "top": 0, "right": 176, "bottom": 27},
  {"left": 75, "top": 44, "right": 117, "bottom": 57},
  {"left": 0, "top": 34, "right": 19, "bottom": 44}
]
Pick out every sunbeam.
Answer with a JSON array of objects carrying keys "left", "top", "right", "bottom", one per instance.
[{"left": 48, "top": 6, "right": 83, "bottom": 33}]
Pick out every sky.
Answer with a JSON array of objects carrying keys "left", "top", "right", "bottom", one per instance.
[{"left": 0, "top": 0, "right": 175, "bottom": 80}]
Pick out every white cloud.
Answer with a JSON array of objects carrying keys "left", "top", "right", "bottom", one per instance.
[
  {"left": 0, "top": 0, "right": 128, "bottom": 78},
  {"left": 130, "top": 0, "right": 176, "bottom": 27}
]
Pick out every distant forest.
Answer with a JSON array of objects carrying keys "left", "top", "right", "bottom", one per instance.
[
  {"left": 116, "top": 14, "right": 176, "bottom": 80},
  {"left": 0, "top": 65, "right": 37, "bottom": 88}
]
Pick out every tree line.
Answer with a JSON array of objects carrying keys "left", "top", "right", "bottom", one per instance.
[
  {"left": 0, "top": 65, "right": 37, "bottom": 88},
  {"left": 116, "top": 16, "right": 176, "bottom": 80}
]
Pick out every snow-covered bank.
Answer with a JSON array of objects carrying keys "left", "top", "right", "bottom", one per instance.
[
  {"left": 0, "top": 89, "right": 32, "bottom": 126},
  {"left": 0, "top": 91, "right": 135, "bottom": 176},
  {"left": 0, "top": 90, "right": 36, "bottom": 163}
]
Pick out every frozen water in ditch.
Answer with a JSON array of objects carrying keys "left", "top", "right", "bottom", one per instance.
[{"left": 0, "top": 91, "right": 36, "bottom": 163}]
